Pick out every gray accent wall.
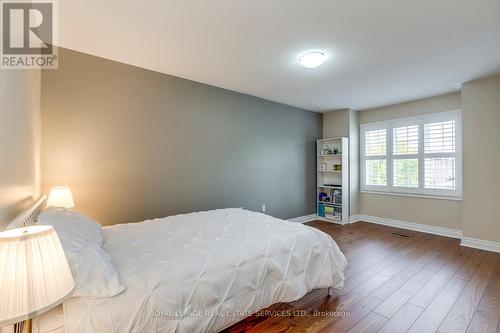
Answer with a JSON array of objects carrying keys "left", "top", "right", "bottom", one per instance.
[{"left": 41, "top": 48, "right": 322, "bottom": 225}]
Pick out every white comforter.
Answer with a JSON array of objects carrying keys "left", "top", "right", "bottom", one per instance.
[{"left": 62, "top": 208, "right": 347, "bottom": 333}]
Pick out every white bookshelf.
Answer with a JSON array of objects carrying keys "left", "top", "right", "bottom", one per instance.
[{"left": 316, "top": 137, "right": 349, "bottom": 224}]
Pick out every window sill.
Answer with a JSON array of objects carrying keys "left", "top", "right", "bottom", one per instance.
[{"left": 360, "top": 190, "right": 463, "bottom": 201}]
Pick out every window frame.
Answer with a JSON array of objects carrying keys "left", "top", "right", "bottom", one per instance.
[{"left": 360, "top": 110, "right": 462, "bottom": 199}]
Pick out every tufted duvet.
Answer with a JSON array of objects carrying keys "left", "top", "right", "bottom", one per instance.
[{"left": 62, "top": 208, "right": 347, "bottom": 333}]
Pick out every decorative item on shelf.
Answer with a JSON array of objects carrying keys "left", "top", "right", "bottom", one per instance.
[
  {"left": 332, "top": 189, "right": 342, "bottom": 204},
  {"left": 0, "top": 226, "right": 75, "bottom": 333},
  {"left": 333, "top": 148, "right": 339, "bottom": 154},
  {"left": 324, "top": 206, "right": 336, "bottom": 219},
  {"left": 333, "top": 164, "right": 342, "bottom": 171},
  {"left": 324, "top": 205, "right": 342, "bottom": 221},
  {"left": 47, "top": 186, "right": 75, "bottom": 208},
  {"left": 318, "top": 203, "right": 325, "bottom": 217},
  {"left": 334, "top": 206, "right": 342, "bottom": 220},
  {"left": 320, "top": 147, "right": 333, "bottom": 156},
  {"left": 321, "top": 162, "right": 327, "bottom": 171}
]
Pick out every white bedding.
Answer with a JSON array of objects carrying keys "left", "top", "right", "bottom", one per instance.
[
  {"left": 33, "top": 306, "right": 64, "bottom": 333},
  {"left": 62, "top": 208, "right": 347, "bottom": 333}
]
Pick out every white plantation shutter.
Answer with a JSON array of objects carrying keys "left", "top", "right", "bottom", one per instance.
[
  {"left": 393, "top": 125, "right": 419, "bottom": 155},
  {"left": 424, "top": 158, "right": 456, "bottom": 189},
  {"left": 365, "top": 129, "right": 386, "bottom": 156},
  {"left": 361, "top": 111, "right": 461, "bottom": 197},
  {"left": 424, "top": 119, "right": 457, "bottom": 190},
  {"left": 364, "top": 128, "right": 387, "bottom": 187},
  {"left": 366, "top": 160, "right": 387, "bottom": 186},
  {"left": 424, "top": 121, "right": 455, "bottom": 153},
  {"left": 392, "top": 125, "right": 419, "bottom": 188},
  {"left": 393, "top": 159, "right": 418, "bottom": 187}
]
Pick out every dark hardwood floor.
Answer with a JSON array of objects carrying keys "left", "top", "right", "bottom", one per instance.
[{"left": 224, "top": 221, "right": 500, "bottom": 333}]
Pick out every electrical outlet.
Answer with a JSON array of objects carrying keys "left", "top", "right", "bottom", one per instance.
[{"left": 261, "top": 204, "right": 266, "bottom": 212}]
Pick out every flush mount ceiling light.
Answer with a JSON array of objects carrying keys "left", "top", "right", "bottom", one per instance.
[{"left": 297, "top": 51, "right": 328, "bottom": 69}]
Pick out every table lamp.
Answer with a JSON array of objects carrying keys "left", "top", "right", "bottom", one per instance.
[
  {"left": 47, "top": 186, "right": 75, "bottom": 208},
  {"left": 0, "top": 225, "right": 75, "bottom": 332}
]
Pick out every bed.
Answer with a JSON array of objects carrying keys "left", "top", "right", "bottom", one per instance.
[{"left": 13, "top": 200, "right": 346, "bottom": 333}]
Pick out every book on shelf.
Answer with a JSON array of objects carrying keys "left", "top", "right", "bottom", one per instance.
[{"left": 318, "top": 203, "right": 342, "bottom": 220}]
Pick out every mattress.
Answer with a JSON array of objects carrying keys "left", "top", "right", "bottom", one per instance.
[{"left": 61, "top": 208, "right": 347, "bottom": 333}]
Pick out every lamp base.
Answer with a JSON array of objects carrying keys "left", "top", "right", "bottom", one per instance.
[
  {"left": 13, "top": 319, "right": 32, "bottom": 333},
  {"left": 25, "top": 318, "right": 32, "bottom": 333}
]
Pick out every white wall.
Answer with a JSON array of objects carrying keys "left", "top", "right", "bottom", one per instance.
[
  {"left": 0, "top": 70, "right": 41, "bottom": 228},
  {"left": 461, "top": 74, "right": 500, "bottom": 242},
  {"left": 351, "top": 80, "right": 500, "bottom": 245},
  {"left": 323, "top": 109, "right": 350, "bottom": 138},
  {"left": 357, "top": 92, "right": 462, "bottom": 230},
  {"left": 322, "top": 108, "right": 359, "bottom": 215},
  {"left": 349, "top": 110, "right": 359, "bottom": 215}
]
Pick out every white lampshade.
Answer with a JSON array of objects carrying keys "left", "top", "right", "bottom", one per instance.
[
  {"left": 47, "top": 186, "right": 75, "bottom": 208},
  {"left": 0, "top": 225, "right": 75, "bottom": 326}
]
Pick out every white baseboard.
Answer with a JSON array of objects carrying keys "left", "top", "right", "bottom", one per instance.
[
  {"left": 297, "top": 213, "right": 500, "bottom": 253},
  {"left": 460, "top": 237, "right": 500, "bottom": 253},
  {"left": 287, "top": 214, "right": 317, "bottom": 224},
  {"left": 350, "top": 214, "right": 463, "bottom": 239},
  {"left": 349, "top": 215, "right": 363, "bottom": 223}
]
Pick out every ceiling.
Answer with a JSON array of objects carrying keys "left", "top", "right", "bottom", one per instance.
[{"left": 58, "top": 0, "right": 500, "bottom": 112}]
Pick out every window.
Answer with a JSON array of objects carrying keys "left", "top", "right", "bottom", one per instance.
[
  {"left": 365, "top": 129, "right": 387, "bottom": 186},
  {"left": 361, "top": 111, "right": 462, "bottom": 198},
  {"left": 392, "top": 124, "right": 419, "bottom": 188}
]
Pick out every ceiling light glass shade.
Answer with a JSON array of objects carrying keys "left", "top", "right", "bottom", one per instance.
[
  {"left": 0, "top": 225, "right": 75, "bottom": 326},
  {"left": 298, "top": 51, "right": 327, "bottom": 69},
  {"left": 47, "top": 186, "right": 75, "bottom": 208}
]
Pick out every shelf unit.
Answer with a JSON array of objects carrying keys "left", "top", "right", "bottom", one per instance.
[{"left": 316, "top": 137, "right": 349, "bottom": 224}]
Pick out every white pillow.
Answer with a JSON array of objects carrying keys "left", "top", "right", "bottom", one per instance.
[{"left": 39, "top": 208, "right": 125, "bottom": 298}]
